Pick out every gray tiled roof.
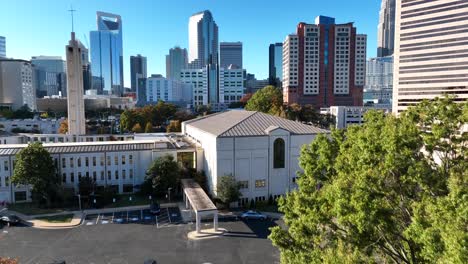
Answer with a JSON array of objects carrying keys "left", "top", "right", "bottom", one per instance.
[{"left": 185, "top": 110, "right": 329, "bottom": 137}]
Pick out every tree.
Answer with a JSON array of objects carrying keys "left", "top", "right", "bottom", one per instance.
[
  {"left": 145, "top": 155, "right": 180, "bottom": 197},
  {"left": 11, "top": 142, "right": 59, "bottom": 207},
  {"left": 78, "top": 176, "right": 96, "bottom": 197},
  {"left": 216, "top": 175, "right": 242, "bottom": 208},
  {"left": 58, "top": 119, "right": 68, "bottom": 134},
  {"left": 245, "top": 85, "right": 283, "bottom": 116},
  {"left": 132, "top": 123, "right": 142, "bottom": 133},
  {"left": 166, "top": 120, "right": 181, "bottom": 132},
  {"left": 144, "top": 121, "right": 153, "bottom": 133},
  {"left": 269, "top": 97, "right": 467, "bottom": 263},
  {"left": 0, "top": 257, "right": 19, "bottom": 264}
]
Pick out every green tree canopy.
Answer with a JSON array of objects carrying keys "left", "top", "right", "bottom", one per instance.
[
  {"left": 11, "top": 142, "right": 59, "bottom": 207},
  {"left": 216, "top": 174, "right": 242, "bottom": 208},
  {"left": 145, "top": 155, "right": 181, "bottom": 197},
  {"left": 245, "top": 85, "right": 283, "bottom": 115},
  {"left": 144, "top": 121, "right": 153, "bottom": 133},
  {"left": 269, "top": 97, "right": 467, "bottom": 263},
  {"left": 132, "top": 123, "right": 142, "bottom": 133}
]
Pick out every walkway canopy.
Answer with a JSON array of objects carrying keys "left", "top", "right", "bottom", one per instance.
[{"left": 181, "top": 179, "right": 218, "bottom": 233}]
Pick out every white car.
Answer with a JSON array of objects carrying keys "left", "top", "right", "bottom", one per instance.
[{"left": 240, "top": 210, "right": 267, "bottom": 221}]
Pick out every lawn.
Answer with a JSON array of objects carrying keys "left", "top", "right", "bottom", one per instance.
[
  {"left": 35, "top": 214, "right": 74, "bottom": 223},
  {"left": 8, "top": 203, "right": 65, "bottom": 216}
]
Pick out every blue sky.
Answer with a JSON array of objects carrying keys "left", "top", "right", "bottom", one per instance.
[{"left": 0, "top": 0, "right": 381, "bottom": 87}]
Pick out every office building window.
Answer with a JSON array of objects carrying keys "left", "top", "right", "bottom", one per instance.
[
  {"left": 62, "top": 173, "right": 66, "bottom": 183},
  {"left": 85, "top": 157, "right": 89, "bottom": 167},
  {"left": 62, "top": 158, "right": 66, "bottom": 168},
  {"left": 70, "top": 157, "right": 74, "bottom": 168},
  {"left": 129, "top": 169, "right": 133, "bottom": 179},
  {"left": 239, "top": 181, "right": 249, "bottom": 189},
  {"left": 122, "top": 155, "right": 126, "bottom": 165},
  {"left": 70, "top": 173, "right": 74, "bottom": 183},
  {"left": 78, "top": 172, "right": 82, "bottom": 181},
  {"left": 255, "top": 179, "right": 266, "bottom": 188},
  {"left": 273, "top": 138, "right": 285, "bottom": 168},
  {"left": 5, "top": 177, "right": 9, "bottom": 187},
  {"left": 4, "top": 160, "right": 8, "bottom": 171},
  {"left": 122, "top": 169, "right": 126, "bottom": 180},
  {"left": 101, "top": 156, "right": 105, "bottom": 166},
  {"left": 77, "top": 157, "right": 81, "bottom": 167},
  {"left": 93, "top": 157, "right": 96, "bottom": 166},
  {"left": 93, "top": 171, "right": 97, "bottom": 181},
  {"left": 107, "top": 171, "right": 111, "bottom": 180},
  {"left": 100, "top": 171, "right": 104, "bottom": 181},
  {"left": 107, "top": 156, "right": 111, "bottom": 166},
  {"left": 129, "top": 155, "right": 133, "bottom": 165},
  {"left": 115, "top": 170, "right": 119, "bottom": 180}
]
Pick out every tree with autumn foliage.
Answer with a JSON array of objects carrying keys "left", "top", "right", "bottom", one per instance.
[{"left": 58, "top": 119, "right": 68, "bottom": 134}]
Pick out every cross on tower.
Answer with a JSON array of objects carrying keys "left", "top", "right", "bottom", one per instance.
[{"left": 68, "top": 5, "right": 76, "bottom": 32}]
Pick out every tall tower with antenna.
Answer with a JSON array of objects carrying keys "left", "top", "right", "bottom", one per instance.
[{"left": 66, "top": 6, "right": 86, "bottom": 135}]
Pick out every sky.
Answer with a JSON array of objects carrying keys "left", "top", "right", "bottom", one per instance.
[{"left": 0, "top": 0, "right": 381, "bottom": 87}]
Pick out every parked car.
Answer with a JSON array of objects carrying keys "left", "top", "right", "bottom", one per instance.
[
  {"left": 0, "top": 214, "right": 21, "bottom": 225},
  {"left": 150, "top": 202, "right": 161, "bottom": 215},
  {"left": 240, "top": 210, "right": 267, "bottom": 221}
]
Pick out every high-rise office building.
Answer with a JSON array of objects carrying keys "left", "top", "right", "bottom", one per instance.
[
  {"left": 377, "top": 0, "right": 395, "bottom": 57},
  {"left": 0, "top": 59, "right": 37, "bottom": 110},
  {"left": 66, "top": 32, "right": 86, "bottom": 135},
  {"left": 393, "top": 0, "right": 468, "bottom": 113},
  {"left": 364, "top": 56, "right": 393, "bottom": 106},
  {"left": 90, "top": 12, "right": 123, "bottom": 96},
  {"left": 188, "top": 10, "right": 218, "bottom": 69},
  {"left": 269, "top": 43, "right": 283, "bottom": 87},
  {"left": 166, "top": 47, "right": 187, "bottom": 80},
  {"left": 145, "top": 75, "right": 192, "bottom": 105},
  {"left": 283, "top": 16, "right": 367, "bottom": 108},
  {"left": 31, "top": 56, "right": 66, "bottom": 97},
  {"left": 130, "top": 54, "right": 147, "bottom": 92},
  {"left": 220, "top": 42, "right": 242, "bottom": 69},
  {"left": 0, "top": 36, "right": 5, "bottom": 58}
]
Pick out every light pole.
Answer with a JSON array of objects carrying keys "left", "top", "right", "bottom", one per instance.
[
  {"left": 77, "top": 194, "right": 82, "bottom": 211},
  {"left": 168, "top": 188, "right": 172, "bottom": 202}
]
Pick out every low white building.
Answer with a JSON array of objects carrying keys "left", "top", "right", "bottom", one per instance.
[
  {"left": 0, "top": 118, "right": 64, "bottom": 134},
  {"left": 182, "top": 110, "right": 328, "bottom": 206},
  {"left": 0, "top": 134, "right": 199, "bottom": 203},
  {"left": 322, "top": 106, "right": 391, "bottom": 129}
]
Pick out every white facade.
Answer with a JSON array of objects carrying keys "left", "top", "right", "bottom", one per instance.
[
  {"left": 0, "top": 135, "right": 198, "bottom": 204},
  {"left": 146, "top": 76, "right": 192, "bottom": 104},
  {"left": 66, "top": 33, "right": 86, "bottom": 135},
  {"left": 282, "top": 34, "right": 299, "bottom": 95},
  {"left": 322, "top": 106, "right": 391, "bottom": 129},
  {"left": 0, "top": 118, "right": 63, "bottom": 134},
  {"left": 181, "top": 67, "right": 245, "bottom": 108},
  {"left": 366, "top": 56, "right": 393, "bottom": 90},
  {"left": 393, "top": 0, "right": 468, "bottom": 113},
  {"left": 0, "top": 59, "right": 37, "bottom": 111},
  {"left": 182, "top": 110, "right": 328, "bottom": 205}
]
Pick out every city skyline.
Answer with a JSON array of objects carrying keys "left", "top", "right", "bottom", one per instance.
[{"left": 0, "top": 0, "right": 381, "bottom": 87}]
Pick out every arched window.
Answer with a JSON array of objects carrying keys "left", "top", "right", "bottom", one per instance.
[{"left": 273, "top": 138, "right": 285, "bottom": 168}]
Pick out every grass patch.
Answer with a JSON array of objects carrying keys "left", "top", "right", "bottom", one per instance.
[
  {"left": 8, "top": 203, "right": 65, "bottom": 216},
  {"left": 35, "top": 214, "right": 74, "bottom": 223}
]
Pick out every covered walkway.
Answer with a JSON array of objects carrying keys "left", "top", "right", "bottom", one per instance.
[{"left": 181, "top": 179, "right": 218, "bottom": 234}]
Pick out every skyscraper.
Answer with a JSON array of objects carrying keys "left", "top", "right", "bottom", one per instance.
[
  {"left": 283, "top": 16, "right": 367, "bottom": 108},
  {"left": 393, "top": 0, "right": 468, "bottom": 113},
  {"left": 220, "top": 42, "right": 242, "bottom": 68},
  {"left": 188, "top": 10, "right": 218, "bottom": 69},
  {"left": 166, "top": 47, "right": 187, "bottom": 80},
  {"left": 130, "top": 54, "right": 147, "bottom": 92},
  {"left": 0, "top": 59, "right": 36, "bottom": 110},
  {"left": 31, "top": 56, "right": 66, "bottom": 97},
  {"left": 269, "top": 43, "right": 283, "bottom": 87},
  {"left": 66, "top": 32, "right": 86, "bottom": 135},
  {"left": 0, "top": 36, "right": 5, "bottom": 58},
  {"left": 90, "top": 12, "right": 123, "bottom": 96},
  {"left": 377, "top": 0, "right": 395, "bottom": 57}
]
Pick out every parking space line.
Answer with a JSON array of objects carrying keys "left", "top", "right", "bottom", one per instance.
[{"left": 167, "top": 207, "right": 171, "bottom": 223}]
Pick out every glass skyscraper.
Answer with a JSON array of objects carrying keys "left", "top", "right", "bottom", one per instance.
[
  {"left": 166, "top": 47, "right": 187, "bottom": 80},
  {"left": 268, "top": 43, "right": 282, "bottom": 87},
  {"left": 220, "top": 42, "right": 242, "bottom": 69},
  {"left": 188, "top": 10, "right": 218, "bottom": 69},
  {"left": 377, "top": 0, "right": 395, "bottom": 57},
  {"left": 0, "top": 36, "right": 5, "bottom": 58},
  {"left": 31, "top": 56, "right": 66, "bottom": 97},
  {"left": 90, "top": 12, "right": 123, "bottom": 96},
  {"left": 130, "top": 54, "right": 147, "bottom": 92}
]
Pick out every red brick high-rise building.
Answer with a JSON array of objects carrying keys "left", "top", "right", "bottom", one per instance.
[{"left": 283, "top": 16, "right": 366, "bottom": 108}]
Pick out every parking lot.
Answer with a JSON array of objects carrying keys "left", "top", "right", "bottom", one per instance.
[{"left": 83, "top": 206, "right": 182, "bottom": 228}]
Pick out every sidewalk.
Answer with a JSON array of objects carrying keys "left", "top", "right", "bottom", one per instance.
[{"left": 6, "top": 202, "right": 179, "bottom": 229}]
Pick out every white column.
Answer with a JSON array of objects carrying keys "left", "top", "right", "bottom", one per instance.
[
  {"left": 185, "top": 194, "right": 189, "bottom": 209},
  {"left": 213, "top": 211, "right": 218, "bottom": 231},
  {"left": 196, "top": 212, "right": 201, "bottom": 233}
]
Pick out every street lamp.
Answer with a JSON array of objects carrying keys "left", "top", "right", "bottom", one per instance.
[
  {"left": 77, "top": 194, "right": 82, "bottom": 211},
  {"left": 168, "top": 188, "right": 172, "bottom": 202}
]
